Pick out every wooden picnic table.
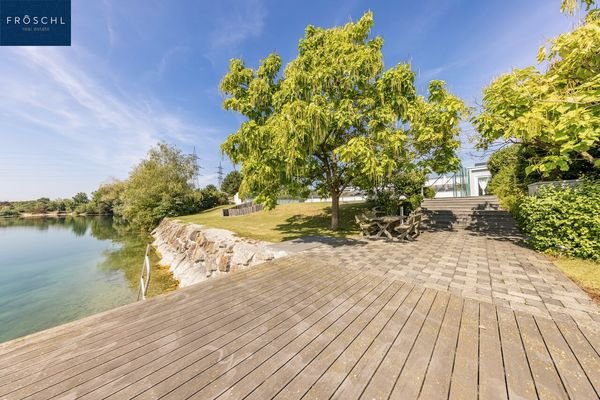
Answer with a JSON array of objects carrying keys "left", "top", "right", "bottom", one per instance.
[{"left": 371, "top": 215, "right": 403, "bottom": 239}]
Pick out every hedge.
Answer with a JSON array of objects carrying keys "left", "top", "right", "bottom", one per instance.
[{"left": 517, "top": 180, "right": 600, "bottom": 260}]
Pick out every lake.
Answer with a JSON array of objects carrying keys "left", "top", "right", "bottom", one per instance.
[{"left": 0, "top": 216, "right": 177, "bottom": 343}]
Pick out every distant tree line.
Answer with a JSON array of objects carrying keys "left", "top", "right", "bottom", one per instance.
[
  {"left": 1, "top": 143, "right": 230, "bottom": 231},
  {"left": 0, "top": 192, "right": 92, "bottom": 217}
]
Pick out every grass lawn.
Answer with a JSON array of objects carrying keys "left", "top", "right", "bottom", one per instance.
[
  {"left": 176, "top": 202, "right": 369, "bottom": 242},
  {"left": 552, "top": 257, "right": 600, "bottom": 303}
]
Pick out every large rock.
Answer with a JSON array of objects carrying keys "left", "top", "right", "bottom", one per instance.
[{"left": 152, "top": 219, "right": 287, "bottom": 287}]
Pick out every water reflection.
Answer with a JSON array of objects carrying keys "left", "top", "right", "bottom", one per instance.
[{"left": 0, "top": 216, "right": 177, "bottom": 343}]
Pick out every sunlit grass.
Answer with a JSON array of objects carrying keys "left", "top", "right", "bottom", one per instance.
[
  {"left": 552, "top": 256, "right": 600, "bottom": 303},
  {"left": 177, "top": 202, "right": 369, "bottom": 242}
]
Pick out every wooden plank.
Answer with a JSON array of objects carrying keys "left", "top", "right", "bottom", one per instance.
[
  {"left": 0, "top": 258, "right": 273, "bottom": 357},
  {"left": 478, "top": 302, "right": 507, "bottom": 400},
  {"left": 515, "top": 313, "right": 568, "bottom": 400},
  {"left": 181, "top": 277, "right": 387, "bottom": 400},
  {"left": 555, "top": 318, "right": 600, "bottom": 396},
  {"left": 85, "top": 269, "right": 368, "bottom": 399},
  {"left": 257, "top": 282, "right": 404, "bottom": 400},
  {"left": 331, "top": 287, "right": 425, "bottom": 400},
  {"left": 448, "top": 299, "right": 479, "bottom": 400},
  {"left": 1, "top": 263, "right": 330, "bottom": 399},
  {"left": 300, "top": 284, "right": 414, "bottom": 400},
  {"left": 215, "top": 278, "right": 394, "bottom": 400},
  {"left": 418, "top": 295, "right": 463, "bottom": 400},
  {"left": 137, "top": 275, "right": 375, "bottom": 400},
  {"left": 390, "top": 292, "right": 450, "bottom": 399},
  {"left": 0, "top": 261, "right": 315, "bottom": 391},
  {"left": 359, "top": 288, "right": 437, "bottom": 400},
  {"left": 0, "top": 258, "right": 300, "bottom": 374},
  {"left": 536, "top": 317, "right": 598, "bottom": 399},
  {"left": 577, "top": 322, "right": 600, "bottom": 357},
  {"left": 0, "top": 261, "right": 311, "bottom": 388},
  {"left": 496, "top": 307, "right": 537, "bottom": 399},
  {"left": 0, "top": 257, "right": 289, "bottom": 360}
]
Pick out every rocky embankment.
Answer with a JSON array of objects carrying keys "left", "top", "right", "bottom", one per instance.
[{"left": 152, "top": 219, "right": 288, "bottom": 287}]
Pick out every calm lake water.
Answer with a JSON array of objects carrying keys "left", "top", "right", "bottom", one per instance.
[{"left": 0, "top": 216, "right": 176, "bottom": 343}]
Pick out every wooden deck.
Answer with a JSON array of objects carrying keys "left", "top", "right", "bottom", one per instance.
[{"left": 1, "top": 255, "right": 599, "bottom": 399}]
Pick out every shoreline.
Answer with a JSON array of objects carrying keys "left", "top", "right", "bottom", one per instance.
[{"left": 1, "top": 212, "right": 112, "bottom": 219}]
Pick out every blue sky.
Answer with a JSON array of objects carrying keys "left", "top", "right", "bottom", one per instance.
[{"left": 0, "top": 0, "right": 577, "bottom": 200}]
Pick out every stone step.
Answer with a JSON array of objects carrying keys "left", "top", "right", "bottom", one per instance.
[
  {"left": 423, "top": 199, "right": 499, "bottom": 205},
  {"left": 423, "top": 214, "right": 519, "bottom": 228},
  {"left": 423, "top": 219, "right": 521, "bottom": 233},
  {"left": 423, "top": 195, "right": 498, "bottom": 202},
  {"left": 423, "top": 210, "right": 512, "bottom": 217},
  {"left": 420, "top": 195, "right": 519, "bottom": 234},
  {"left": 423, "top": 206, "right": 502, "bottom": 212}
]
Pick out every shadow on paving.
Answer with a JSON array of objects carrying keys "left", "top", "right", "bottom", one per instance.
[{"left": 463, "top": 211, "right": 527, "bottom": 246}]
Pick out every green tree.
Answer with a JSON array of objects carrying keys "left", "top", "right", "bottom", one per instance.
[
  {"left": 72, "top": 192, "right": 89, "bottom": 206},
  {"left": 221, "top": 12, "right": 467, "bottom": 229},
  {"left": 32, "top": 201, "right": 48, "bottom": 214},
  {"left": 221, "top": 170, "right": 243, "bottom": 196},
  {"left": 118, "top": 143, "right": 198, "bottom": 230},
  {"left": 90, "top": 180, "right": 127, "bottom": 215},
  {"left": 195, "top": 184, "right": 229, "bottom": 210},
  {"left": 561, "top": 0, "right": 596, "bottom": 14},
  {"left": 473, "top": 1, "right": 599, "bottom": 177}
]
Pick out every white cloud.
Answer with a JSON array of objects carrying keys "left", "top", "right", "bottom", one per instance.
[
  {"left": 0, "top": 46, "right": 220, "bottom": 199},
  {"left": 210, "top": 0, "right": 267, "bottom": 48}
]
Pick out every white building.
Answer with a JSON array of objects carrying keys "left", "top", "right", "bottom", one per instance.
[{"left": 425, "top": 163, "right": 491, "bottom": 198}]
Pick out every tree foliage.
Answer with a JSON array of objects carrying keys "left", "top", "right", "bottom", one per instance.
[
  {"left": 486, "top": 145, "right": 532, "bottom": 213},
  {"left": 367, "top": 169, "right": 428, "bottom": 215},
  {"left": 72, "top": 192, "right": 89, "bottom": 206},
  {"left": 195, "top": 184, "right": 230, "bottom": 210},
  {"left": 474, "top": 1, "right": 600, "bottom": 177},
  {"left": 90, "top": 180, "right": 127, "bottom": 215},
  {"left": 119, "top": 143, "right": 199, "bottom": 230},
  {"left": 221, "top": 170, "right": 243, "bottom": 196},
  {"left": 221, "top": 12, "right": 467, "bottom": 229}
]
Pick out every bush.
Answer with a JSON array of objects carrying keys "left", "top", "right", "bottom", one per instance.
[
  {"left": 195, "top": 185, "right": 229, "bottom": 210},
  {"left": 0, "top": 206, "right": 19, "bottom": 217},
  {"left": 423, "top": 186, "right": 436, "bottom": 199},
  {"left": 487, "top": 145, "right": 529, "bottom": 213},
  {"left": 367, "top": 170, "right": 427, "bottom": 215},
  {"left": 517, "top": 180, "right": 600, "bottom": 261}
]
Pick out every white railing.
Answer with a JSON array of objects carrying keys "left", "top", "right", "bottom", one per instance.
[{"left": 137, "top": 244, "right": 151, "bottom": 301}]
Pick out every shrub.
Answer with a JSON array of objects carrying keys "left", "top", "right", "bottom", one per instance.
[
  {"left": 195, "top": 185, "right": 229, "bottom": 210},
  {"left": 517, "top": 180, "right": 600, "bottom": 260},
  {"left": 487, "top": 145, "right": 530, "bottom": 213},
  {"left": 423, "top": 186, "right": 436, "bottom": 199},
  {"left": 367, "top": 170, "right": 427, "bottom": 215},
  {"left": 0, "top": 206, "right": 19, "bottom": 217}
]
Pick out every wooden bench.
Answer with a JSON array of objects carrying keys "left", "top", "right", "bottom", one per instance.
[
  {"left": 355, "top": 214, "right": 377, "bottom": 237},
  {"left": 394, "top": 208, "right": 422, "bottom": 241}
]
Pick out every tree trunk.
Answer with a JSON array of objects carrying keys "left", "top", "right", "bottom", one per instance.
[{"left": 331, "top": 191, "right": 340, "bottom": 231}]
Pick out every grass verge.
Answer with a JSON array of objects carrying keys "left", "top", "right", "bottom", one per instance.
[{"left": 552, "top": 256, "right": 600, "bottom": 303}]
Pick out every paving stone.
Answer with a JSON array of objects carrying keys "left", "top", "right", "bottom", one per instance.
[{"left": 301, "top": 226, "right": 599, "bottom": 326}]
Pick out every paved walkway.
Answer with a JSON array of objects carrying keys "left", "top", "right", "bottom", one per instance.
[
  {"left": 304, "top": 229, "right": 600, "bottom": 325},
  {"left": 1, "top": 228, "right": 599, "bottom": 399}
]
